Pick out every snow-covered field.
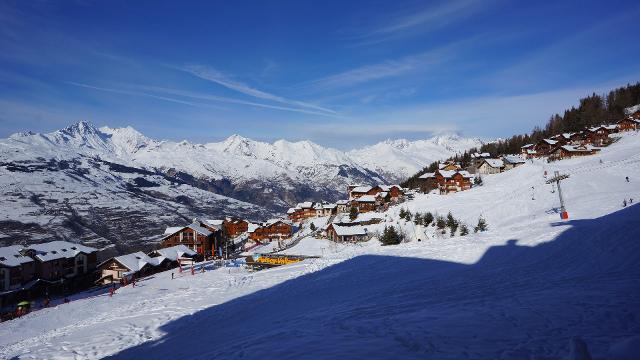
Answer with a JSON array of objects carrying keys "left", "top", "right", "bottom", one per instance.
[{"left": 1, "top": 133, "right": 639, "bottom": 359}]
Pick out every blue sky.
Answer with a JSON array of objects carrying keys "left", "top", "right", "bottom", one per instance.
[{"left": 1, "top": 0, "right": 639, "bottom": 149}]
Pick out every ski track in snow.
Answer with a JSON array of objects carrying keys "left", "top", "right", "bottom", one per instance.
[{"left": 1, "top": 133, "right": 640, "bottom": 359}]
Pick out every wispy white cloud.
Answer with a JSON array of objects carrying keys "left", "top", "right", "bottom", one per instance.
[
  {"left": 352, "top": 0, "right": 489, "bottom": 45},
  {"left": 179, "top": 64, "right": 336, "bottom": 115},
  {"left": 67, "top": 82, "right": 341, "bottom": 118},
  {"left": 306, "top": 36, "right": 480, "bottom": 91}
]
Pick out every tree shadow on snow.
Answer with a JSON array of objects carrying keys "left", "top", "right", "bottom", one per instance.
[{"left": 107, "top": 205, "right": 640, "bottom": 360}]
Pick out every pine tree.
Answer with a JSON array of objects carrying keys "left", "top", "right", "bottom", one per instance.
[
  {"left": 405, "top": 210, "right": 412, "bottom": 221},
  {"left": 380, "top": 226, "right": 402, "bottom": 246},
  {"left": 413, "top": 213, "right": 422, "bottom": 225},
  {"left": 423, "top": 212, "right": 434, "bottom": 226},
  {"left": 474, "top": 175, "right": 483, "bottom": 186},
  {"left": 436, "top": 216, "right": 446, "bottom": 230},
  {"left": 460, "top": 224, "right": 469, "bottom": 236},
  {"left": 310, "top": 223, "right": 316, "bottom": 231},
  {"left": 474, "top": 216, "right": 488, "bottom": 233},
  {"left": 399, "top": 208, "right": 407, "bottom": 219},
  {"left": 349, "top": 206, "right": 358, "bottom": 221},
  {"left": 446, "top": 212, "right": 457, "bottom": 229}
]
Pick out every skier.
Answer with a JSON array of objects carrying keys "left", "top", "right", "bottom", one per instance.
[
  {"left": 631, "top": 198, "right": 634, "bottom": 204},
  {"left": 626, "top": 176, "right": 630, "bottom": 182},
  {"left": 623, "top": 199, "right": 627, "bottom": 207},
  {"left": 109, "top": 287, "right": 115, "bottom": 297},
  {"left": 171, "top": 272, "right": 174, "bottom": 280}
]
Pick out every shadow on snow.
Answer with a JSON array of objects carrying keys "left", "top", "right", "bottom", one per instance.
[{"left": 108, "top": 205, "right": 640, "bottom": 360}]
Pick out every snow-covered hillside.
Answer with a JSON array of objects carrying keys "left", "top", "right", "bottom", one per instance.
[
  {"left": 348, "top": 134, "right": 483, "bottom": 182},
  {"left": 1, "top": 133, "right": 639, "bottom": 359}
]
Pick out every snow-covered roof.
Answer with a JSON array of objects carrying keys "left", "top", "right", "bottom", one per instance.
[
  {"left": 331, "top": 224, "right": 368, "bottom": 237},
  {"left": 0, "top": 245, "right": 33, "bottom": 267},
  {"left": 323, "top": 204, "right": 337, "bottom": 209},
  {"left": 540, "top": 139, "right": 558, "bottom": 145},
  {"left": 521, "top": 144, "right": 534, "bottom": 149},
  {"left": 356, "top": 195, "right": 377, "bottom": 203},
  {"left": 457, "top": 171, "right": 473, "bottom": 178},
  {"left": 286, "top": 208, "right": 296, "bottom": 214},
  {"left": 113, "top": 252, "right": 152, "bottom": 272},
  {"left": 164, "top": 226, "right": 184, "bottom": 235},
  {"left": 336, "top": 200, "right": 350, "bottom": 205},
  {"left": 602, "top": 124, "right": 617, "bottom": 130},
  {"left": 299, "top": 201, "right": 314, "bottom": 209},
  {"left": 187, "top": 223, "right": 213, "bottom": 236},
  {"left": 418, "top": 172, "right": 435, "bottom": 179},
  {"left": 204, "top": 219, "right": 224, "bottom": 227},
  {"left": 150, "top": 245, "right": 197, "bottom": 261},
  {"left": 247, "top": 223, "right": 260, "bottom": 233},
  {"left": 482, "top": 158, "right": 504, "bottom": 168},
  {"left": 558, "top": 145, "right": 599, "bottom": 153},
  {"left": 351, "top": 186, "right": 372, "bottom": 193},
  {"left": 28, "top": 241, "right": 97, "bottom": 262},
  {"left": 503, "top": 155, "right": 526, "bottom": 164},
  {"left": 377, "top": 192, "right": 388, "bottom": 199}
]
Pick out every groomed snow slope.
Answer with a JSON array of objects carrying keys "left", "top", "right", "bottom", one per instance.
[{"left": 1, "top": 134, "right": 639, "bottom": 359}]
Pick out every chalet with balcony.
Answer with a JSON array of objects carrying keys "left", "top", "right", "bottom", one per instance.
[
  {"left": 584, "top": 126, "right": 611, "bottom": 146},
  {"left": 0, "top": 246, "right": 36, "bottom": 299},
  {"left": 548, "top": 144, "right": 600, "bottom": 161},
  {"left": 161, "top": 222, "right": 216, "bottom": 257},
  {"left": 25, "top": 241, "right": 98, "bottom": 282},
  {"left": 336, "top": 200, "right": 350, "bottom": 213},
  {"left": 533, "top": 139, "right": 558, "bottom": 156},
  {"left": 352, "top": 195, "right": 379, "bottom": 213},
  {"left": 617, "top": 117, "right": 639, "bottom": 132},
  {"left": 349, "top": 185, "right": 382, "bottom": 200},
  {"left": 435, "top": 170, "right": 473, "bottom": 194},
  {"left": 249, "top": 220, "right": 293, "bottom": 242}
]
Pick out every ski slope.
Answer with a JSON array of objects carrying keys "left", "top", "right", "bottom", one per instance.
[{"left": 1, "top": 134, "right": 639, "bottom": 359}]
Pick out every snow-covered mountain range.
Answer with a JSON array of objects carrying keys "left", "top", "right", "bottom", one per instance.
[{"left": 0, "top": 121, "right": 482, "bottom": 249}]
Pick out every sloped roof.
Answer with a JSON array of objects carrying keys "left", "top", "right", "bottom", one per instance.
[
  {"left": 482, "top": 158, "right": 504, "bottom": 168},
  {"left": 28, "top": 241, "right": 97, "bottom": 262},
  {"left": 503, "top": 155, "right": 526, "bottom": 164},
  {"left": 540, "top": 139, "right": 558, "bottom": 145},
  {"left": 331, "top": 224, "right": 368, "bottom": 236},
  {"left": 0, "top": 245, "right": 33, "bottom": 267},
  {"left": 418, "top": 172, "right": 435, "bottom": 179},
  {"left": 356, "top": 195, "right": 377, "bottom": 203},
  {"left": 164, "top": 226, "right": 183, "bottom": 235},
  {"left": 336, "top": 199, "right": 350, "bottom": 205},
  {"left": 351, "top": 186, "right": 372, "bottom": 193},
  {"left": 113, "top": 251, "right": 152, "bottom": 272},
  {"left": 521, "top": 144, "right": 534, "bottom": 149},
  {"left": 151, "top": 245, "right": 197, "bottom": 261}
]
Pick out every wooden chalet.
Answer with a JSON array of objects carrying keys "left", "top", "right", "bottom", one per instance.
[
  {"left": 287, "top": 201, "right": 316, "bottom": 222},
  {"left": 477, "top": 158, "right": 504, "bottom": 175},
  {"left": 349, "top": 185, "right": 382, "bottom": 200},
  {"left": 0, "top": 246, "right": 37, "bottom": 307},
  {"left": 161, "top": 222, "right": 217, "bottom": 257},
  {"left": 434, "top": 170, "right": 473, "bottom": 194},
  {"left": 25, "top": 241, "right": 98, "bottom": 282},
  {"left": 617, "top": 117, "right": 639, "bottom": 132},
  {"left": 548, "top": 144, "right": 600, "bottom": 161},
  {"left": 379, "top": 185, "right": 404, "bottom": 200},
  {"left": 223, "top": 218, "right": 249, "bottom": 237},
  {"left": 0, "top": 241, "right": 97, "bottom": 308},
  {"left": 533, "top": 139, "right": 558, "bottom": 157},
  {"left": 583, "top": 126, "right": 611, "bottom": 146},
  {"left": 351, "top": 195, "right": 379, "bottom": 213},
  {"left": 326, "top": 224, "right": 369, "bottom": 242},
  {"left": 249, "top": 220, "right": 293, "bottom": 242}
]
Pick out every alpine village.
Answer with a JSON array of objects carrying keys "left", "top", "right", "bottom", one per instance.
[{"left": 2, "top": 84, "right": 640, "bottom": 326}]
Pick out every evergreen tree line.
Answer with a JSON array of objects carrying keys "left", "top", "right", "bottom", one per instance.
[{"left": 402, "top": 82, "right": 640, "bottom": 187}]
